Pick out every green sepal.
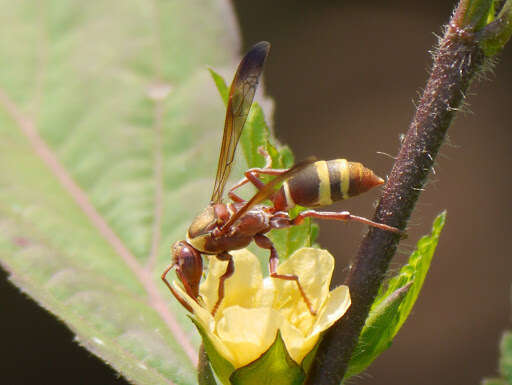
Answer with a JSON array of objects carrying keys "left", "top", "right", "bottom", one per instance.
[
  {"left": 198, "top": 345, "right": 219, "bottom": 385},
  {"left": 208, "top": 69, "right": 314, "bottom": 260},
  {"left": 480, "top": 1, "right": 512, "bottom": 56},
  {"left": 345, "top": 211, "right": 446, "bottom": 379},
  {"left": 191, "top": 317, "right": 235, "bottom": 385},
  {"left": 301, "top": 334, "right": 322, "bottom": 375},
  {"left": 230, "top": 331, "right": 305, "bottom": 385}
]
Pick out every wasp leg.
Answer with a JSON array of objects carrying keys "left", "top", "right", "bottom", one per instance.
[
  {"left": 227, "top": 190, "right": 246, "bottom": 203},
  {"left": 291, "top": 210, "right": 404, "bottom": 236},
  {"left": 254, "top": 234, "right": 317, "bottom": 316},
  {"left": 228, "top": 166, "right": 292, "bottom": 202},
  {"left": 228, "top": 147, "right": 291, "bottom": 202},
  {"left": 211, "top": 251, "right": 235, "bottom": 316},
  {"left": 161, "top": 263, "right": 194, "bottom": 313}
]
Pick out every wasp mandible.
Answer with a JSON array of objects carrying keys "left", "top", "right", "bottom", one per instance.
[{"left": 162, "top": 41, "right": 402, "bottom": 316}]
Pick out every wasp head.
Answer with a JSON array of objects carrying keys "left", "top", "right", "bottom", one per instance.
[{"left": 171, "top": 240, "right": 203, "bottom": 300}]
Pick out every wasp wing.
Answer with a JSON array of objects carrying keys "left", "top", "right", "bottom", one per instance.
[
  {"left": 221, "top": 157, "right": 317, "bottom": 230},
  {"left": 210, "top": 41, "right": 271, "bottom": 203}
]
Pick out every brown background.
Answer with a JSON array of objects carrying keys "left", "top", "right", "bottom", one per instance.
[
  {"left": 234, "top": 1, "right": 512, "bottom": 384},
  {"left": 1, "top": 1, "right": 511, "bottom": 384}
]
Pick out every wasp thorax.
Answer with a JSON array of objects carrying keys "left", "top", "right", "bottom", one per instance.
[{"left": 187, "top": 206, "right": 218, "bottom": 239}]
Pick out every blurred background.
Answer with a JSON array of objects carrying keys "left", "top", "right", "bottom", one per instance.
[{"left": 1, "top": 1, "right": 511, "bottom": 384}]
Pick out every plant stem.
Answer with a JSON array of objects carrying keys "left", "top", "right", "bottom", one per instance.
[{"left": 305, "top": 3, "right": 487, "bottom": 385}]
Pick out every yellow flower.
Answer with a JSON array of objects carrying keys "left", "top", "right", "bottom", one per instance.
[{"left": 172, "top": 247, "right": 350, "bottom": 381}]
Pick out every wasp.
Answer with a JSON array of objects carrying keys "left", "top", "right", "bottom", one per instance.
[{"left": 162, "top": 41, "right": 402, "bottom": 316}]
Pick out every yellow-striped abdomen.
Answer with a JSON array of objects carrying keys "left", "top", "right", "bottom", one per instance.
[{"left": 273, "top": 159, "right": 384, "bottom": 210}]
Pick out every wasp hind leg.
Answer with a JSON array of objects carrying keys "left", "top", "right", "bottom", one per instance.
[
  {"left": 291, "top": 210, "right": 404, "bottom": 237},
  {"left": 254, "top": 234, "right": 317, "bottom": 316},
  {"left": 228, "top": 147, "right": 290, "bottom": 202}
]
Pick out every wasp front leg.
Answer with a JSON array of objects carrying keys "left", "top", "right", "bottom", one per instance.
[
  {"left": 291, "top": 210, "right": 404, "bottom": 236},
  {"left": 161, "top": 263, "right": 194, "bottom": 313},
  {"left": 254, "top": 234, "right": 317, "bottom": 315}
]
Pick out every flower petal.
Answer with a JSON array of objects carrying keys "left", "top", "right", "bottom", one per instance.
[
  {"left": 279, "top": 319, "right": 317, "bottom": 365},
  {"left": 172, "top": 281, "right": 214, "bottom": 330},
  {"left": 216, "top": 306, "right": 283, "bottom": 368},
  {"left": 312, "top": 285, "right": 351, "bottom": 336},
  {"left": 171, "top": 281, "right": 237, "bottom": 364},
  {"left": 272, "top": 248, "right": 335, "bottom": 333},
  {"left": 200, "top": 249, "right": 267, "bottom": 315}
]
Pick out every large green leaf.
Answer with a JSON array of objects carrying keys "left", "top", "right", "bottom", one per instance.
[{"left": 0, "top": 2, "right": 249, "bottom": 384}]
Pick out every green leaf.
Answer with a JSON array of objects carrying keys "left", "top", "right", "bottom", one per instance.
[
  {"left": 459, "top": 0, "right": 494, "bottom": 30},
  {"left": 209, "top": 68, "right": 230, "bottom": 104},
  {"left": 480, "top": 0, "right": 512, "bottom": 56},
  {"left": 345, "top": 283, "right": 412, "bottom": 378},
  {"left": 482, "top": 380, "right": 509, "bottom": 385},
  {"left": 0, "top": 2, "right": 249, "bottom": 384},
  {"left": 230, "top": 331, "right": 305, "bottom": 385},
  {"left": 482, "top": 331, "right": 512, "bottom": 385},
  {"left": 375, "top": 211, "right": 446, "bottom": 333},
  {"left": 500, "top": 331, "right": 512, "bottom": 382},
  {"left": 345, "top": 211, "right": 446, "bottom": 379}
]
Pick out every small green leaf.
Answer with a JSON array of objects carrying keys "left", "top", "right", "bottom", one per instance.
[
  {"left": 209, "top": 68, "right": 230, "bottom": 104},
  {"left": 230, "top": 331, "right": 305, "bottom": 385},
  {"left": 500, "top": 331, "right": 512, "bottom": 382},
  {"left": 375, "top": 211, "right": 446, "bottom": 333},
  {"left": 345, "top": 211, "right": 446, "bottom": 379},
  {"left": 482, "top": 331, "right": 512, "bottom": 384},
  {"left": 192, "top": 318, "right": 236, "bottom": 385},
  {"left": 480, "top": 0, "right": 512, "bottom": 56},
  {"left": 460, "top": 0, "right": 494, "bottom": 29},
  {"left": 345, "top": 283, "right": 412, "bottom": 378},
  {"left": 482, "top": 380, "right": 509, "bottom": 385}
]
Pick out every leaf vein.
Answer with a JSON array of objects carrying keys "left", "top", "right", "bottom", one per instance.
[{"left": 0, "top": 87, "right": 198, "bottom": 366}]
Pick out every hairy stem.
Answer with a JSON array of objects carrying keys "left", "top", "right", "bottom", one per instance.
[{"left": 306, "top": 5, "right": 487, "bottom": 385}]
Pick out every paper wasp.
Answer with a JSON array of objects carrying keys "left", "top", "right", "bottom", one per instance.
[{"left": 162, "top": 41, "right": 402, "bottom": 316}]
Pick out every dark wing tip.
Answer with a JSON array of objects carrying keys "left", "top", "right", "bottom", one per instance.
[
  {"left": 252, "top": 41, "right": 271, "bottom": 53},
  {"left": 249, "top": 41, "right": 271, "bottom": 57},
  {"left": 237, "top": 41, "right": 271, "bottom": 78}
]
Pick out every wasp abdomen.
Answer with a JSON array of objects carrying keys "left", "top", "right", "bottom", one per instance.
[{"left": 273, "top": 160, "right": 384, "bottom": 210}]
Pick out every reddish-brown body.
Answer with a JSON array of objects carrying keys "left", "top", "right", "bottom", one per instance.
[{"left": 187, "top": 203, "right": 272, "bottom": 255}]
